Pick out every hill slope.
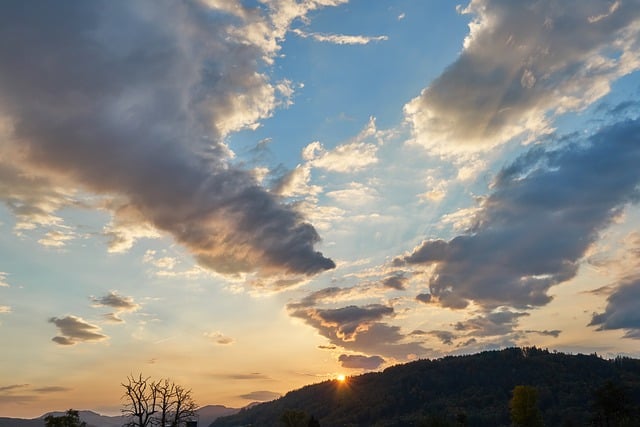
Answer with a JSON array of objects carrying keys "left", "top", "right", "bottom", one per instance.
[{"left": 212, "top": 347, "right": 640, "bottom": 427}]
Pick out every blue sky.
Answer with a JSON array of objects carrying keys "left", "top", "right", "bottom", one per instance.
[{"left": 1, "top": 0, "right": 640, "bottom": 417}]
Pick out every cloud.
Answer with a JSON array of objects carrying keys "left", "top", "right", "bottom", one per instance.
[
  {"left": 0, "top": 272, "right": 9, "bottom": 287},
  {"left": 210, "top": 373, "right": 271, "bottom": 380},
  {"left": 313, "top": 304, "right": 394, "bottom": 341},
  {"left": 590, "top": 276, "right": 640, "bottom": 339},
  {"left": 37, "top": 229, "right": 76, "bottom": 248},
  {"left": 381, "top": 273, "right": 408, "bottom": 291},
  {"left": 205, "top": 331, "right": 235, "bottom": 345},
  {"left": 426, "top": 330, "right": 456, "bottom": 346},
  {"left": 239, "top": 390, "right": 281, "bottom": 401},
  {"left": 405, "top": 0, "right": 640, "bottom": 151},
  {"left": 0, "top": 0, "right": 334, "bottom": 285},
  {"left": 326, "top": 182, "right": 379, "bottom": 206},
  {"left": 49, "top": 315, "right": 108, "bottom": 345},
  {"left": 525, "top": 329, "right": 561, "bottom": 338},
  {"left": 397, "top": 118, "right": 640, "bottom": 310},
  {"left": 415, "top": 293, "right": 432, "bottom": 304},
  {"left": 288, "top": 298, "right": 426, "bottom": 360},
  {"left": 338, "top": 354, "right": 385, "bottom": 370},
  {"left": 32, "top": 386, "right": 71, "bottom": 393},
  {"left": 273, "top": 164, "right": 322, "bottom": 198},
  {"left": 292, "top": 28, "right": 388, "bottom": 45},
  {"left": 91, "top": 291, "right": 140, "bottom": 311},
  {"left": 302, "top": 118, "right": 381, "bottom": 173},
  {"left": 454, "top": 310, "right": 529, "bottom": 337},
  {"left": 0, "top": 384, "right": 71, "bottom": 405},
  {"left": 318, "top": 344, "right": 337, "bottom": 350},
  {"left": 91, "top": 291, "right": 140, "bottom": 323},
  {"left": 0, "top": 384, "right": 29, "bottom": 392}
]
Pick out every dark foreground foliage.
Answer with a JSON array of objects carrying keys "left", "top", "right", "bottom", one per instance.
[{"left": 211, "top": 347, "right": 640, "bottom": 427}]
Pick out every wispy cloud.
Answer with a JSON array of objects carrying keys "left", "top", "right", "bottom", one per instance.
[
  {"left": 239, "top": 390, "right": 281, "bottom": 401},
  {"left": 292, "top": 28, "right": 388, "bottom": 45},
  {"left": 0, "top": 272, "right": 9, "bottom": 287}
]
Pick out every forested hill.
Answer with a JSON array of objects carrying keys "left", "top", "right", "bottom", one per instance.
[{"left": 211, "top": 347, "right": 640, "bottom": 427}]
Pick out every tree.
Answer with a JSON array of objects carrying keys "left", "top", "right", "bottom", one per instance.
[
  {"left": 510, "top": 385, "right": 543, "bottom": 427},
  {"left": 44, "top": 409, "right": 87, "bottom": 427},
  {"left": 280, "top": 409, "right": 309, "bottom": 427},
  {"left": 591, "top": 380, "right": 634, "bottom": 427},
  {"left": 121, "top": 374, "right": 197, "bottom": 427}
]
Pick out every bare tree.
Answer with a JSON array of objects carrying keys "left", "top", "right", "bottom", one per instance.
[
  {"left": 122, "top": 374, "right": 159, "bottom": 427},
  {"left": 121, "top": 374, "right": 197, "bottom": 427},
  {"left": 170, "top": 384, "right": 197, "bottom": 427}
]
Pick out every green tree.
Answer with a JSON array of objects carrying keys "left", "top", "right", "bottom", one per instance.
[
  {"left": 510, "top": 385, "right": 543, "bottom": 427},
  {"left": 44, "top": 409, "right": 87, "bottom": 427}
]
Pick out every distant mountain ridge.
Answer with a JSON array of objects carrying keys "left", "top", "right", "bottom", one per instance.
[
  {"left": 212, "top": 347, "right": 640, "bottom": 426},
  {"left": 0, "top": 405, "right": 239, "bottom": 427}
]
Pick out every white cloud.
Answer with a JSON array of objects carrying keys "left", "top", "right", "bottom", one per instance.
[
  {"left": 405, "top": 0, "right": 640, "bottom": 152},
  {"left": 0, "top": 272, "right": 9, "bottom": 288},
  {"left": 37, "top": 229, "right": 75, "bottom": 248},
  {"left": 292, "top": 28, "right": 388, "bottom": 45},
  {"left": 326, "top": 182, "right": 379, "bottom": 206},
  {"left": 303, "top": 117, "right": 381, "bottom": 173}
]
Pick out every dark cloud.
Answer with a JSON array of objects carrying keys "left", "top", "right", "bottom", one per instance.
[
  {"left": 288, "top": 300, "right": 427, "bottom": 360},
  {"left": 415, "top": 293, "right": 432, "bottom": 304},
  {"left": 0, "top": 0, "right": 333, "bottom": 283},
  {"left": 0, "top": 384, "right": 29, "bottom": 392},
  {"left": 454, "top": 310, "right": 528, "bottom": 337},
  {"left": 590, "top": 277, "right": 640, "bottom": 339},
  {"left": 239, "top": 390, "right": 281, "bottom": 401},
  {"left": 338, "top": 354, "right": 385, "bottom": 370},
  {"left": 314, "top": 304, "right": 394, "bottom": 341},
  {"left": 318, "top": 345, "right": 337, "bottom": 350},
  {"left": 427, "top": 330, "right": 456, "bottom": 346},
  {"left": 381, "top": 273, "right": 408, "bottom": 290},
  {"left": 49, "top": 315, "right": 108, "bottom": 345},
  {"left": 398, "top": 118, "right": 640, "bottom": 310},
  {"left": 405, "top": 0, "right": 640, "bottom": 149},
  {"left": 91, "top": 291, "right": 139, "bottom": 311},
  {"left": 32, "top": 386, "right": 71, "bottom": 393}
]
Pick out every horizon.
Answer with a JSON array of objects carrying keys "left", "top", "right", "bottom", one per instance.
[{"left": 2, "top": 0, "right": 640, "bottom": 419}]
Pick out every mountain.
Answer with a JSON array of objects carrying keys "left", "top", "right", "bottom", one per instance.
[
  {"left": 0, "top": 418, "right": 41, "bottom": 427},
  {"left": 197, "top": 405, "right": 240, "bottom": 427},
  {"left": 0, "top": 405, "right": 238, "bottom": 427},
  {"left": 211, "top": 347, "right": 640, "bottom": 427}
]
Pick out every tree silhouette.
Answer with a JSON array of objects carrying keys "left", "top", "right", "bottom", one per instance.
[
  {"left": 121, "top": 374, "right": 197, "bottom": 427},
  {"left": 44, "top": 409, "right": 87, "bottom": 427},
  {"left": 510, "top": 385, "right": 543, "bottom": 427},
  {"left": 591, "top": 380, "right": 634, "bottom": 427},
  {"left": 280, "top": 409, "right": 308, "bottom": 427}
]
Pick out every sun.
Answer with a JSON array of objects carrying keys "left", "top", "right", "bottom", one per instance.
[{"left": 336, "top": 374, "right": 346, "bottom": 382}]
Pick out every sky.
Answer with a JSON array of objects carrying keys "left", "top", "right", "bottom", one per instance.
[{"left": 1, "top": 0, "right": 640, "bottom": 418}]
